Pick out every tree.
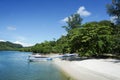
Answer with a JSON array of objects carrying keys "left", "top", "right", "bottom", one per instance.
[
  {"left": 63, "top": 13, "right": 82, "bottom": 32},
  {"left": 107, "top": 0, "right": 120, "bottom": 25},
  {"left": 99, "top": 20, "right": 113, "bottom": 26},
  {"left": 56, "top": 35, "right": 69, "bottom": 53},
  {"left": 67, "top": 21, "right": 113, "bottom": 57},
  {"left": 107, "top": 0, "right": 120, "bottom": 54},
  {"left": 112, "top": 25, "right": 120, "bottom": 54}
]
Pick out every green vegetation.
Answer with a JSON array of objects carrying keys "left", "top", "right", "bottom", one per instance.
[
  {"left": 68, "top": 21, "right": 113, "bottom": 57},
  {"left": 0, "top": 41, "right": 23, "bottom": 51},
  {"left": 20, "top": 18, "right": 119, "bottom": 57}
]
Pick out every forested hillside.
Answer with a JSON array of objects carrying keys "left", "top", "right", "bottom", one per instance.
[{"left": 0, "top": 41, "right": 23, "bottom": 50}]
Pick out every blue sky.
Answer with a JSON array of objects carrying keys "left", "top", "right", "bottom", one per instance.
[{"left": 0, "top": 0, "right": 111, "bottom": 46}]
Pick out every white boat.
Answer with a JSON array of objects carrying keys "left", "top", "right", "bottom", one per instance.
[{"left": 28, "top": 54, "right": 52, "bottom": 62}]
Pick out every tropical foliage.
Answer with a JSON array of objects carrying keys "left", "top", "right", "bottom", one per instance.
[{"left": 68, "top": 22, "right": 113, "bottom": 57}]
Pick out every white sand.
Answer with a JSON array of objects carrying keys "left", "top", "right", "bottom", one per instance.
[{"left": 54, "top": 58, "right": 120, "bottom": 80}]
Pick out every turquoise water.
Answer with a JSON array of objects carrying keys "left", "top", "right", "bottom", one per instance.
[{"left": 0, "top": 51, "right": 68, "bottom": 80}]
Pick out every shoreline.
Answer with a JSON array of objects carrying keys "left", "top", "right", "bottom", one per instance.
[{"left": 53, "top": 58, "right": 120, "bottom": 80}]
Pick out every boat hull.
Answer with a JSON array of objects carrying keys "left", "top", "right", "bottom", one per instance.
[{"left": 29, "top": 57, "right": 52, "bottom": 62}]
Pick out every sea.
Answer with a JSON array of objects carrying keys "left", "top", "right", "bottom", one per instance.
[{"left": 0, "top": 51, "right": 69, "bottom": 80}]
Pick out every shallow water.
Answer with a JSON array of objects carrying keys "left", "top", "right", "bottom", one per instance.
[{"left": 0, "top": 51, "right": 68, "bottom": 80}]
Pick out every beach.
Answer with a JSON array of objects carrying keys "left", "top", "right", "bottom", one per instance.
[{"left": 54, "top": 58, "right": 120, "bottom": 80}]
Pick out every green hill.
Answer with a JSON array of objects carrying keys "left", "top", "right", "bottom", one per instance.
[{"left": 0, "top": 41, "right": 23, "bottom": 50}]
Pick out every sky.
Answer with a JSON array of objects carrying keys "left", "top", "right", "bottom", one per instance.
[{"left": 0, "top": 0, "right": 112, "bottom": 46}]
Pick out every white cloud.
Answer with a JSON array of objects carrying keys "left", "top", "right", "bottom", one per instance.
[
  {"left": 7, "top": 26, "right": 16, "bottom": 31},
  {"left": 62, "top": 17, "right": 69, "bottom": 22},
  {"left": 110, "top": 16, "right": 117, "bottom": 23},
  {"left": 14, "top": 36, "right": 33, "bottom": 47},
  {"left": 77, "top": 6, "right": 91, "bottom": 17},
  {"left": 61, "top": 16, "right": 72, "bottom": 22},
  {"left": 14, "top": 41, "right": 34, "bottom": 47},
  {"left": 62, "top": 6, "right": 91, "bottom": 22},
  {"left": 0, "top": 39, "right": 6, "bottom": 42}
]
